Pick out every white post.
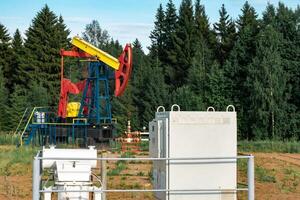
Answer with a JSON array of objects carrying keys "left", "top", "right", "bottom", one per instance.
[
  {"left": 247, "top": 155, "right": 255, "bottom": 200},
  {"left": 32, "top": 156, "right": 40, "bottom": 200},
  {"left": 101, "top": 153, "right": 107, "bottom": 200}
]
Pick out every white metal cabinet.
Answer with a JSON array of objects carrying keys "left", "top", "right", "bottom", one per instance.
[{"left": 150, "top": 108, "right": 237, "bottom": 200}]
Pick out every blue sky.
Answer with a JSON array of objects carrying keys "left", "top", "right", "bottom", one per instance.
[{"left": 0, "top": 0, "right": 299, "bottom": 52}]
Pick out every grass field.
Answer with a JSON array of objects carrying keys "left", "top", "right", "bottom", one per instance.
[{"left": 0, "top": 137, "right": 299, "bottom": 199}]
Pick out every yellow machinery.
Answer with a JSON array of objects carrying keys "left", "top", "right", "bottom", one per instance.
[{"left": 71, "top": 36, "right": 120, "bottom": 70}]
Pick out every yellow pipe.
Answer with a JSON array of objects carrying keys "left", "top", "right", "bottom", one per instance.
[{"left": 71, "top": 36, "right": 120, "bottom": 70}]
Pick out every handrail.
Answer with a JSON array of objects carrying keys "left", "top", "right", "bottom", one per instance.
[
  {"left": 33, "top": 154, "right": 255, "bottom": 200},
  {"left": 13, "top": 108, "right": 28, "bottom": 136},
  {"left": 20, "top": 106, "right": 48, "bottom": 146}
]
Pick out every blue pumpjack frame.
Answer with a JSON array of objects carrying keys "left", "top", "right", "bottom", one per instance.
[{"left": 78, "top": 61, "right": 112, "bottom": 125}]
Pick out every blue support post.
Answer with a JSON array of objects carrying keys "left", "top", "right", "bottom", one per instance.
[{"left": 78, "top": 61, "right": 112, "bottom": 125}]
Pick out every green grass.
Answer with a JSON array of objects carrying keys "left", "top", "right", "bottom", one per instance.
[
  {"left": 110, "top": 140, "right": 122, "bottom": 153},
  {"left": 107, "top": 161, "right": 128, "bottom": 176},
  {"left": 237, "top": 158, "right": 248, "bottom": 173},
  {"left": 139, "top": 141, "right": 149, "bottom": 151},
  {"left": 280, "top": 167, "right": 300, "bottom": 192},
  {"left": 238, "top": 140, "right": 300, "bottom": 153},
  {"left": 137, "top": 171, "right": 145, "bottom": 176},
  {"left": 0, "top": 146, "right": 39, "bottom": 176},
  {"left": 0, "top": 134, "right": 20, "bottom": 145},
  {"left": 256, "top": 166, "right": 276, "bottom": 183}
]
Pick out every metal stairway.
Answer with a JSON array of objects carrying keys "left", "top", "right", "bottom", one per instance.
[{"left": 17, "top": 107, "right": 44, "bottom": 146}]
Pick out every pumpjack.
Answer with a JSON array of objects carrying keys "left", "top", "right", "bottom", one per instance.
[{"left": 20, "top": 36, "right": 132, "bottom": 146}]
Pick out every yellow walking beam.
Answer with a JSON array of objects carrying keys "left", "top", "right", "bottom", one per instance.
[{"left": 71, "top": 36, "right": 120, "bottom": 70}]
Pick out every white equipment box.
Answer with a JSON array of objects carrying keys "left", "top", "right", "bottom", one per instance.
[
  {"left": 42, "top": 146, "right": 102, "bottom": 200},
  {"left": 149, "top": 105, "right": 237, "bottom": 200}
]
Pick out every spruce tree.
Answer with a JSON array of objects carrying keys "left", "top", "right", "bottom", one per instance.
[
  {"left": 274, "top": 3, "right": 300, "bottom": 112},
  {"left": 194, "top": 0, "right": 215, "bottom": 50},
  {"left": 247, "top": 26, "right": 287, "bottom": 140},
  {"left": 56, "top": 15, "right": 71, "bottom": 49},
  {"left": 169, "top": 0, "right": 195, "bottom": 87},
  {"left": 163, "top": 0, "right": 178, "bottom": 85},
  {"left": 0, "top": 66, "right": 8, "bottom": 131},
  {"left": 20, "top": 5, "right": 69, "bottom": 105},
  {"left": 171, "top": 85, "right": 203, "bottom": 111},
  {"left": 213, "top": 4, "right": 236, "bottom": 65},
  {"left": 149, "top": 4, "right": 165, "bottom": 63},
  {"left": 223, "top": 2, "right": 259, "bottom": 139},
  {"left": 164, "top": 0, "right": 177, "bottom": 48},
  {"left": 188, "top": 41, "right": 208, "bottom": 110},
  {"left": 206, "top": 63, "right": 228, "bottom": 111},
  {"left": 7, "top": 85, "right": 29, "bottom": 130},
  {"left": 132, "top": 39, "right": 167, "bottom": 127},
  {"left": 11, "top": 29, "right": 24, "bottom": 88},
  {"left": 262, "top": 4, "right": 276, "bottom": 27},
  {"left": 27, "top": 81, "right": 50, "bottom": 107},
  {"left": 0, "top": 23, "right": 12, "bottom": 91}
]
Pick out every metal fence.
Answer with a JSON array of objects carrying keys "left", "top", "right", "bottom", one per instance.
[{"left": 33, "top": 154, "right": 255, "bottom": 200}]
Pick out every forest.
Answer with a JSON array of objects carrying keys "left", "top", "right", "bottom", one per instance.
[{"left": 0, "top": 0, "right": 299, "bottom": 141}]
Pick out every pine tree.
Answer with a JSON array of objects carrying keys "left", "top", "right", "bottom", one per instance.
[
  {"left": 237, "top": 1, "right": 259, "bottom": 33},
  {"left": 131, "top": 39, "right": 167, "bottom": 127},
  {"left": 11, "top": 29, "right": 24, "bottom": 88},
  {"left": 163, "top": 0, "right": 178, "bottom": 85},
  {"left": 206, "top": 63, "right": 228, "bottom": 110},
  {"left": 274, "top": 3, "right": 300, "bottom": 112},
  {"left": 164, "top": 0, "right": 177, "bottom": 49},
  {"left": 262, "top": 3, "right": 276, "bottom": 26},
  {"left": 247, "top": 26, "right": 287, "bottom": 140},
  {"left": 168, "top": 0, "right": 195, "bottom": 87},
  {"left": 187, "top": 41, "right": 208, "bottom": 110},
  {"left": 0, "top": 23, "right": 12, "bottom": 90},
  {"left": 56, "top": 15, "right": 71, "bottom": 48},
  {"left": 20, "top": 5, "right": 69, "bottom": 105},
  {"left": 0, "top": 66, "right": 8, "bottom": 131},
  {"left": 27, "top": 81, "right": 50, "bottom": 107},
  {"left": 194, "top": 0, "right": 215, "bottom": 50},
  {"left": 171, "top": 85, "right": 203, "bottom": 111},
  {"left": 223, "top": 2, "right": 260, "bottom": 139},
  {"left": 138, "top": 65, "right": 167, "bottom": 126},
  {"left": 213, "top": 4, "right": 236, "bottom": 65},
  {"left": 7, "top": 85, "right": 29, "bottom": 130},
  {"left": 149, "top": 4, "right": 165, "bottom": 62}
]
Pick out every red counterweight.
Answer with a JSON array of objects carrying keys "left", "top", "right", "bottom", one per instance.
[{"left": 115, "top": 44, "right": 133, "bottom": 97}]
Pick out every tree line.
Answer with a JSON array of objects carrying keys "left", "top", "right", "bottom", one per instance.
[{"left": 0, "top": 1, "right": 299, "bottom": 140}]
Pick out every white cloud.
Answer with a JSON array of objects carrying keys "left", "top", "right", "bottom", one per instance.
[{"left": 63, "top": 16, "right": 93, "bottom": 24}]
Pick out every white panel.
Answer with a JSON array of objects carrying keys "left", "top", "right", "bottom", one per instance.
[
  {"left": 168, "top": 112, "right": 237, "bottom": 200},
  {"left": 150, "top": 110, "right": 237, "bottom": 200},
  {"left": 42, "top": 147, "right": 97, "bottom": 168}
]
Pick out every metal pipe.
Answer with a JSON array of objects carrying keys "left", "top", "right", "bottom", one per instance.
[
  {"left": 38, "top": 155, "right": 251, "bottom": 161},
  {"left": 101, "top": 152, "right": 106, "bottom": 200},
  {"left": 40, "top": 188, "right": 248, "bottom": 193},
  {"left": 248, "top": 155, "right": 255, "bottom": 200},
  {"left": 32, "top": 157, "right": 40, "bottom": 200}
]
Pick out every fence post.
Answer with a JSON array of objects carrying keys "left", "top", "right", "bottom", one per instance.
[
  {"left": 247, "top": 155, "right": 255, "bottom": 200},
  {"left": 32, "top": 156, "right": 40, "bottom": 200},
  {"left": 101, "top": 152, "right": 107, "bottom": 200}
]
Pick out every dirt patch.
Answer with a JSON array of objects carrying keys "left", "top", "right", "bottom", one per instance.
[
  {"left": 0, "top": 176, "right": 32, "bottom": 200},
  {"left": 0, "top": 149, "right": 300, "bottom": 200},
  {"left": 238, "top": 152, "right": 300, "bottom": 200}
]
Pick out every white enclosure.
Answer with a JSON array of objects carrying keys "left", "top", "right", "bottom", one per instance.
[
  {"left": 149, "top": 106, "right": 237, "bottom": 200},
  {"left": 41, "top": 146, "right": 102, "bottom": 200}
]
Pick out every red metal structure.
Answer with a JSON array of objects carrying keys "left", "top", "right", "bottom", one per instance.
[{"left": 58, "top": 44, "right": 133, "bottom": 119}]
